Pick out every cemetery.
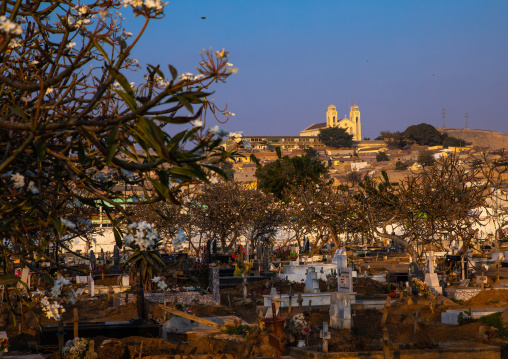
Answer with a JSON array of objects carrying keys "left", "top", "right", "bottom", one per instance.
[{"left": 2, "top": 236, "right": 508, "bottom": 359}]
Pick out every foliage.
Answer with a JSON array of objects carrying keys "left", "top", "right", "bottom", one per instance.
[
  {"left": 224, "top": 319, "right": 252, "bottom": 335},
  {"left": 318, "top": 127, "right": 354, "bottom": 148},
  {"left": 395, "top": 161, "right": 408, "bottom": 171},
  {"left": 443, "top": 136, "right": 468, "bottom": 148},
  {"left": 376, "top": 131, "right": 408, "bottom": 149},
  {"left": 404, "top": 123, "right": 444, "bottom": 146},
  {"left": 417, "top": 150, "right": 436, "bottom": 167},
  {"left": 376, "top": 152, "right": 389, "bottom": 162},
  {"left": 255, "top": 149, "right": 328, "bottom": 201},
  {"left": 272, "top": 246, "right": 297, "bottom": 261},
  {"left": 290, "top": 313, "right": 311, "bottom": 339},
  {"left": 478, "top": 312, "right": 508, "bottom": 338},
  {"left": 349, "top": 155, "right": 492, "bottom": 262},
  {"left": 0, "top": 0, "right": 244, "bottom": 308},
  {"left": 326, "top": 273, "right": 338, "bottom": 289},
  {"left": 0, "top": 337, "right": 9, "bottom": 352}
]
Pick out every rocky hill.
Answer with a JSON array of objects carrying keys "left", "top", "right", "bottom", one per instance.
[{"left": 437, "top": 128, "right": 508, "bottom": 150}]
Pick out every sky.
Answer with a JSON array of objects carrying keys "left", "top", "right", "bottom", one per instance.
[{"left": 126, "top": 0, "right": 508, "bottom": 140}]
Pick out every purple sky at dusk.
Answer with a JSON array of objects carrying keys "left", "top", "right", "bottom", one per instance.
[{"left": 127, "top": 0, "right": 508, "bottom": 140}]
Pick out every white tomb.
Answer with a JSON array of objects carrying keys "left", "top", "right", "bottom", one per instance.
[{"left": 424, "top": 251, "right": 442, "bottom": 295}]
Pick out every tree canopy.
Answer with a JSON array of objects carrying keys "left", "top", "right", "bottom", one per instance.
[
  {"left": 404, "top": 123, "right": 444, "bottom": 146},
  {"left": 318, "top": 127, "right": 354, "bottom": 148},
  {"left": 255, "top": 148, "right": 328, "bottom": 200}
]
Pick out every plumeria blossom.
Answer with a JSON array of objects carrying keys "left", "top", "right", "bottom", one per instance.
[
  {"left": 191, "top": 120, "right": 203, "bottom": 127},
  {"left": 0, "top": 15, "right": 23, "bottom": 36},
  {"left": 223, "top": 111, "right": 235, "bottom": 117},
  {"left": 124, "top": 221, "right": 159, "bottom": 251},
  {"left": 122, "top": 0, "right": 167, "bottom": 12},
  {"left": 171, "top": 228, "right": 186, "bottom": 250},
  {"left": 10, "top": 172, "right": 25, "bottom": 188},
  {"left": 40, "top": 296, "right": 65, "bottom": 321},
  {"left": 51, "top": 278, "right": 71, "bottom": 297},
  {"left": 177, "top": 72, "right": 194, "bottom": 82},
  {"left": 122, "top": 31, "right": 133, "bottom": 37},
  {"left": 229, "top": 131, "right": 244, "bottom": 144},
  {"left": 45, "top": 87, "right": 54, "bottom": 95},
  {"left": 66, "top": 42, "right": 76, "bottom": 49},
  {"left": 151, "top": 276, "right": 168, "bottom": 290},
  {"left": 209, "top": 125, "right": 229, "bottom": 137}
]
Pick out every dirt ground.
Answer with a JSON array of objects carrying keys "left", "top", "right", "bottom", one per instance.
[{"left": 8, "top": 267, "right": 508, "bottom": 358}]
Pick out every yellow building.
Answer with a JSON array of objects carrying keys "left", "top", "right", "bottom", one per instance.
[{"left": 300, "top": 104, "right": 361, "bottom": 141}]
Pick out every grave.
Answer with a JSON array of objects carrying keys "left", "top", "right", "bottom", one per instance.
[
  {"left": 330, "top": 250, "right": 356, "bottom": 329},
  {"left": 424, "top": 251, "right": 443, "bottom": 295},
  {"left": 276, "top": 261, "right": 336, "bottom": 282}
]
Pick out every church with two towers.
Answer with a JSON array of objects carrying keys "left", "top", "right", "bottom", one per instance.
[{"left": 300, "top": 104, "right": 361, "bottom": 141}]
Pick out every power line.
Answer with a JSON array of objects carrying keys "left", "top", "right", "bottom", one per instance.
[
  {"left": 442, "top": 107, "right": 446, "bottom": 128},
  {"left": 465, "top": 112, "right": 469, "bottom": 129}
]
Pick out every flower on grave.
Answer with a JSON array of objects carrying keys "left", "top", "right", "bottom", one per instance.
[
  {"left": 301, "top": 326, "right": 311, "bottom": 337},
  {"left": 151, "top": 276, "right": 167, "bottom": 291},
  {"left": 0, "top": 337, "right": 9, "bottom": 352},
  {"left": 63, "top": 337, "right": 88, "bottom": 358}
]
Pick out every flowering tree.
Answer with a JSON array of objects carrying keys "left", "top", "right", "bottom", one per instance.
[{"left": 0, "top": 0, "right": 245, "bottom": 312}]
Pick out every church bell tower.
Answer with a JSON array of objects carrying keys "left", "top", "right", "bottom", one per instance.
[
  {"left": 326, "top": 105, "right": 337, "bottom": 128},
  {"left": 349, "top": 105, "right": 361, "bottom": 141}
]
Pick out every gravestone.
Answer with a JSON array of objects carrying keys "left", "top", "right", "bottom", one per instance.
[
  {"left": 262, "top": 248, "right": 269, "bottom": 273},
  {"left": 424, "top": 251, "right": 442, "bottom": 295},
  {"left": 100, "top": 248, "right": 105, "bottom": 263},
  {"left": 113, "top": 245, "right": 120, "bottom": 266},
  {"left": 408, "top": 262, "right": 424, "bottom": 282},
  {"left": 89, "top": 250, "right": 96, "bottom": 269},
  {"left": 304, "top": 267, "right": 320, "bottom": 293},
  {"left": 209, "top": 267, "right": 220, "bottom": 301},
  {"left": 18, "top": 268, "right": 30, "bottom": 291},
  {"left": 89, "top": 274, "right": 94, "bottom": 297},
  {"left": 330, "top": 251, "right": 355, "bottom": 329}
]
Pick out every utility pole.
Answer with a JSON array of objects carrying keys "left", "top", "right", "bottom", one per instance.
[
  {"left": 465, "top": 112, "right": 469, "bottom": 129},
  {"left": 442, "top": 107, "right": 446, "bottom": 128}
]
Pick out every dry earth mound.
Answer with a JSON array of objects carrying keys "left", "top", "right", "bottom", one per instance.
[{"left": 438, "top": 127, "right": 508, "bottom": 149}]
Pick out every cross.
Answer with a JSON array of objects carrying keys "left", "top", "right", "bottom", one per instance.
[
  {"left": 412, "top": 308, "right": 422, "bottom": 333},
  {"left": 428, "top": 251, "right": 436, "bottom": 274},
  {"left": 381, "top": 296, "right": 391, "bottom": 326},
  {"left": 297, "top": 292, "right": 303, "bottom": 312},
  {"left": 320, "top": 322, "right": 331, "bottom": 353}
]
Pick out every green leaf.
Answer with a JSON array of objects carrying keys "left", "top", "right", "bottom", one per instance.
[
  {"left": 168, "top": 64, "right": 178, "bottom": 80},
  {"left": 147, "top": 177, "right": 171, "bottom": 200},
  {"left": 175, "top": 94, "right": 194, "bottom": 114},
  {"left": 106, "top": 124, "right": 120, "bottom": 165},
  {"left": 0, "top": 275, "right": 20, "bottom": 286},
  {"left": 9, "top": 105, "right": 28, "bottom": 120},
  {"left": 92, "top": 38, "right": 111, "bottom": 65},
  {"left": 114, "top": 227, "right": 123, "bottom": 249},
  {"left": 113, "top": 89, "right": 138, "bottom": 111},
  {"left": 35, "top": 141, "right": 46, "bottom": 161}
]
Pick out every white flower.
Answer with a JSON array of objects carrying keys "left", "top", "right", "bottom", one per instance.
[
  {"left": 177, "top": 72, "right": 194, "bottom": 82},
  {"left": 224, "top": 111, "right": 235, "bottom": 117},
  {"left": 28, "top": 181, "right": 39, "bottom": 194},
  {"left": 191, "top": 120, "right": 203, "bottom": 127},
  {"left": 60, "top": 218, "right": 76, "bottom": 229},
  {"left": 0, "top": 15, "right": 23, "bottom": 36},
  {"left": 194, "top": 74, "right": 204, "bottom": 81},
  {"left": 227, "top": 66, "right": 239, "bottom": 75},
  {"left": 9, "top": 39, "right": 21, "bottom": 48},
  {"left": 45, "top": 87, "right": 54, "bottom": 95},
  {"left": 77, "top": 5, "right": 89, "bottom": 15},
  {"left": 122, "top": 31, "right": 133, "bottom": 38},
  {"left": 31, "top": 60, "right": 39, "bottom": 65},
  {"left": 66, "top": 42, "right": 76, "bottom": 49},
  {"left": 10, "top": 172, "right": 25, "bottom": 188},
  {"left": 41, "top": 296, "right": 65, "bottom": 320},
  {"left": 226, "top": 62, "right": 234, "bottom": 67}
]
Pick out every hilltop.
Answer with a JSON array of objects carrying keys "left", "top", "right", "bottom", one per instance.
[{"left": 437, "top": 127, "right": 508, "bottom": 150}]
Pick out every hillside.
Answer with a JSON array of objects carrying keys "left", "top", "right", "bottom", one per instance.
[{"left": 437, "top": 128, "right": 508, "bottom": 150}]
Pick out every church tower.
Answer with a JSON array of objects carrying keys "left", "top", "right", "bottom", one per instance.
[
  {"left": 349, "top": 105, "right": 361, "bottom": 141},
  {"left": 326, "top": 105, "right": 337, "bottom": 128}
]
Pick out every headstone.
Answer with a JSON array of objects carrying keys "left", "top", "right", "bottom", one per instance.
[
  {"left": 424, "top": 251, "right": 443, "bottom": 295},
  {"left": 100, "top": 248, "right": 105, "bottom": 262},
  {"left": 209, "top": 267, "right": 219, "bottom": 296},
  {"left": 320, "top": 322, "right": 331, "bottom": 353},
  {"left": 76, "top": 275, "right": 88, "bottom": 284},
  {"left": 121, "top": 275, "right": 130, "bottom": 287},
  {"left": 212, "top": 240, "right": 217, "bottom": 255},
  {"left": 330, "top": 292, "right": 352, "bottom": 329},
  {"left": 18, "top": 268, "right": 30, "bottom": 290},
  {"left": 304, "top": 267, "right": 319, "bottom": 293},
  {"left": 408, "top": 262, "right": 424, "bottom": 282},
  {"left": 262, "top": 248, "right": 269, "bottom": 273},
  {"left": 113, "top": 245, "right": 120, "bottom": 266},
  {"left": 89, "top": 250, "right": 96, "bottom": 269},
  {"left": 89, "top": 274, "right": 94, "bottom": 297}
]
